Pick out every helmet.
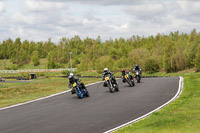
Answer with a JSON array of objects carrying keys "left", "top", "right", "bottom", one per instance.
[
  {"left": 70, "top": 73, "right": 74, "bottom": 76},
  {"left": 122, "top": 69, "right": 125, "bottom": 74},
  {"left": 68, "top": 75, "right": 73, "bottom": 79},
  {"left": 68, "top": 73, "right": 74, "bottom": 81},
  {"left": 104, "top": 68, "right": 108, "bottom": 73},
  {"left": 136, "top": 64, "right": 139, "bottom": 67}
]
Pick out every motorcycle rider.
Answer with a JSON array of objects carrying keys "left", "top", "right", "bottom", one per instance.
[
  {"left": 102, "top": 68, "right": 117, "bottom": 87},
  {"left": 121, "top": 69, "right": 134, "bottom": 83},
  {"left": 133, "top": 64, "right": 142, "bottom": 74},
  {"left": 68, "top": 73, "right": 86, "bottom": 94}
]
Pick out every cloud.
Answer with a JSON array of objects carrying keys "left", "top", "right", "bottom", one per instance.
[
  {"left": 175, "top": 0, "right": 200, "bottom": 21},
  {"left": 109, "top": 23, "right": 129, "bottom": 33},
  {"left": 1, "top": 0, "right": 200, "bottom": 43},
  {"left": 32, "top": 0, "right": 143, "bottom": 6},
  {"left": 0, "top": 1, "right": 5, "bottom": 14},
  {"left": 25, "top": 0, "right": 68, "bottom": 12},
  {"left": 11, "top": 12, "right": 35, "bottom": 25},
  {"left": 123, "top": 3, "right": 166, "bottom": 21}
]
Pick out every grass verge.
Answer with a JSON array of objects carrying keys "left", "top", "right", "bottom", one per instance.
[
  {"left": 0, "top": 77, "right": 101, "bottom": 108},
  {"left": 115, "top": 72, "right": 200, "bottom": 133}
]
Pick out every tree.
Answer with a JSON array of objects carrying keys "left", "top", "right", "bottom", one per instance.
[
  {"left": 31, "top": 50, "right": 40, "bottom": 66},
  {"left": 145, "top": 58, "right": 159, "bottom": 74},
  {"left": 128, "top": 48, "right": 150, "bottom": 71},
  {"left": 47, "top": 51, "right": 56, "bottom": 69},
  {"left": 95, "top": 56, "right": 114, "bottom": 73},
  {"left": 194, "top": 45, "right": 200, "bottom": 72},
  {"left": 11, "top": 38, "right": 22, "bottom": 64}
]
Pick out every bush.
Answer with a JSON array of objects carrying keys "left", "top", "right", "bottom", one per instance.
[
  {"left": 61, "top": 70, "right": 71, "bottom": 75},
  {"left": 20, "top": 73, "right": 30, "bottom": 79},
  {"left": 194, "top": 45, "right": 200, "bottom": 72},
  {"left": 31, "top": 50, "right": 40, "bottom": 66},
  {"left": 128, "top": 48, "right": 150, "bottom": 70},
  {"left": 61, "top": 70, "right": 81, "bottom": 76},
  {"left": 55, "top": 63, "right": 64, "bottom": 69},
  {"left": 5, "top": 64, "right": 18, "bottom": 70},
  {"left": 95, "top": 56, "right": 114, "bottom": 73},
  {"left": 145, "top": 58, "right": 159, "bottom": 74},
  {"left": 37, "top": 72, "right": 46, "bottom": 77}
]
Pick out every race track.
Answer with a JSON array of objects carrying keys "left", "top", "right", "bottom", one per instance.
[{"left": 0, "top": 77, "right": 180, "bottom": 133}]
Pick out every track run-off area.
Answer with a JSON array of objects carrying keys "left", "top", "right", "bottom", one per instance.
[{"left": 0, "top": 77, "right": 182, "bottom": 133}]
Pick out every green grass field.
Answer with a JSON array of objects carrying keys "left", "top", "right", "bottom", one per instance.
[
  {"left": 0, "top": 77, "right": 101, "bottom": 108},
  {"left": 115, "top": 72, "right": 200, "bottom": 133}
]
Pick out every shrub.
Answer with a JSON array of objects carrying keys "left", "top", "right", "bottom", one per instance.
[
  {"left": 5, "top": 64, "right": 18, "bottom": 70},
  {"left": 194, "top": 45, "right": 200, "bottom": 72},
  {"left": 145, "top": 58, "right": 159, "bottom": 74},
  {"left": 37, "top": 72, "right": 46, "bottom": 77},
  {"left": 61, "top": 70, "right": 81, "bottom": 76}
]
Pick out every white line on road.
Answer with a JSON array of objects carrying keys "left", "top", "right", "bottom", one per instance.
[{"left": 104, "top": 76, "right": 183, "bottom": 133}]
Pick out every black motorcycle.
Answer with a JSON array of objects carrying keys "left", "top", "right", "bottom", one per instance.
[
  {"left": 104, "top": 76, "right": 119, "bottom": 93},
  {"left": 134, "top": 70, "right": 141, "bottom": 83},
  {"left": 124, "top": 74, "right": 135, "bottom": 87}
]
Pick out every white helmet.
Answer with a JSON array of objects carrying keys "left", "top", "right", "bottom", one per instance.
[
  {"left": 70, "top": 73, "right": 74, "bottom": 76},
  {"left": 104, "top": 68, "right": 108, "bottom": 72}
]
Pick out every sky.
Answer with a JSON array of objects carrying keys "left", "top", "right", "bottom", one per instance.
[{"left": 0, "top": 0, "right": 200, "bottom": 43}]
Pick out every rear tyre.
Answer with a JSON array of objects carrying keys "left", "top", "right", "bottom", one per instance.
[{"left": 86, "top": 91, "right": 90, "bottom": 97}]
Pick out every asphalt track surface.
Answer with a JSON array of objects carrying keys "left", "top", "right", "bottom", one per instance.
[{"left": 0, "top": 77, "right": 179, "bottom": 133}]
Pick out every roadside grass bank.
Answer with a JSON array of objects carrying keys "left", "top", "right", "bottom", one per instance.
[
  {"left": 0, "top": 58, "right": 63, "bottom": 70},
  {"left": 0, "top": 77, "right": 101, "bottom": 108},
  {"left": 115, "top": 72, "right": 200, "bottom": 133}
]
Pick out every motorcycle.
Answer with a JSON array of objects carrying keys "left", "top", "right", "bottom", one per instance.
[
  {"left": 72, "top": 83, "right": 89, "bottom": 99},
  {"left": 134, "top": 70, "right": 141, "bottom": 83},
  {"left": 105, "top": 76, "right": 119, "bottom": 93},
  {"left": 124, "top": 74, "right": 135, "bottom": 87}
]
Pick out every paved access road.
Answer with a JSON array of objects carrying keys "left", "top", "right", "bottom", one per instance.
[{"left": 0, "top": 77, "right": 179, "bottom": 133}]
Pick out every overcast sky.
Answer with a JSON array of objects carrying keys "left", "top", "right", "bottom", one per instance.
[{"left": 0, "top": 0, "right": 200, "bottom": 43}]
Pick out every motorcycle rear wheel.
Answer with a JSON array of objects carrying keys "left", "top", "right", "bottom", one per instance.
[{"left": 86, "top": 90, "right": 90, "bottom": 97}]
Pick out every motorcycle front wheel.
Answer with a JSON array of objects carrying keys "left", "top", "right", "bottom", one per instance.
[
  {"left": 77, "top": 91, "right": 83, "bottom": 99},
  {"left": 127, "top": 79, "right": 132, "bottom": 87},
  {"left": 131, "top": 80, "right": 135, "bottom": 86},
  {"left": 108, "top": 81, "right": 114, "bottom": 93},
  {"left": 115, "top": 83, "right": 119, "bottom": 91}
]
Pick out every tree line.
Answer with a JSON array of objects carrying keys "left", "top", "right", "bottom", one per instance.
[{"left": 0, "top": 29, "right": 200, "bottom": 73}]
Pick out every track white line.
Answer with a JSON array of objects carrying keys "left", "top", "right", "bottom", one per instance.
[
  {"left": 104, "top": 76, "right": 184, "bottom": 133},
  {"left": 0, "top": 81, "right": 103, "bottom": 111}
]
